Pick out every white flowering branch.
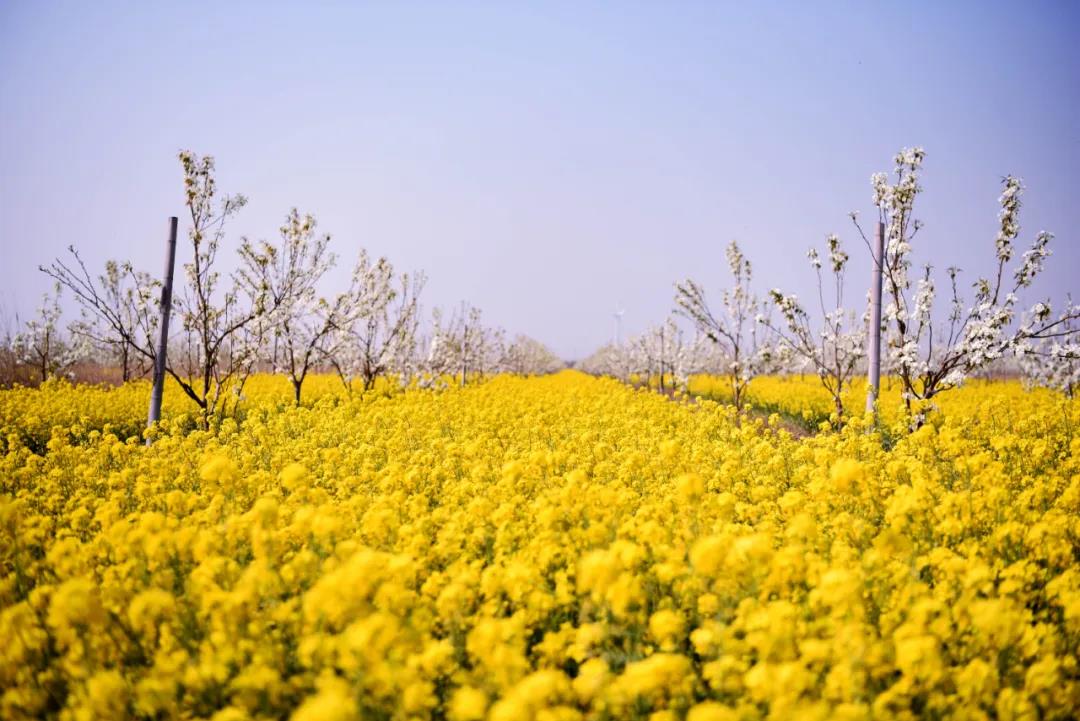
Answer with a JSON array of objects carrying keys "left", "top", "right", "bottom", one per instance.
[
  {"left": 851, "top": 149, "right": 1079, "bottom": 421},
  {"left": 324, "top": 253, "right": 425, "bottom": 394},
  {"left": 236, "top": 208, "right": 349, "bottom": 405},
  {"left": 762, "top": 233, "right": 866, "bottom": 422},
  {"left": 422, "top": 303, "right": 503, "bottom": 388},
  {"left": 500, "top": 335, "right": 564, "bottom": 376},
  {"left": 41, "top": 251, "right": 160, "bottom": 382},
  {"left": 1018, "top": 297, "right": 1079, "bottom": 398},
  {"left": 675, "top": 240, "right": 775, "bottom": 411},
  {"left": 12, "top": 283, "right": 90, "bottom": 382}
]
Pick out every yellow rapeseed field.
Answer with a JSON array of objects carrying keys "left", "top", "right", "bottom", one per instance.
[
  {"left": 2, "top": 371, "right": 1078, "bottom": 720},
  {"left": 686, "top": 375, "right": 1066, "bottom": 431}
]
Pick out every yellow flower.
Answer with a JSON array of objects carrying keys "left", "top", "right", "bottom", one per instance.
[
  {"left": 893, "top": 635, "right": 942, "bottom": 684},
  {"left": 280, "top": 462, "right": 308, "bottom": 490},
  {"left": 128, "top": 588, "right": 175, "bottom": 632},
  {"left": 829, "top": 458, "right": 865, "bottom": 494},
  {"left": 577, "top": 549, "right": 620, "bottom": 596},
  {"left": 690, "top": 536, "right": 727, "bottom": 577},
  {"left": 573, "top": 658, "right": 610, "bottom": 703},
  {"left": 200, "top": 453, "right": 238, "bottom": 485},
  {"left": 448, "top": 686, "right": 488, "bottom": 721},
  {"left": 676, "top": 473, "right": 705, "bottom": 500},
  {"left": 648, "top": 609, "right": 685, "bottom": 649},
  {"left": 686, "top": 702, "right": 739, "bottom": 721},
  {"left": 2, "top": 371, "right": 1077, "bottom": 720},
  {"left": 291, "top": 675, "right": 357, "bottom": 721},
  {"left": 82, "top": 670, "right": 128, "bottom": 720},
  {"left": 611, "top": 653, "right": 692, "bottom": 704},
  {"left": 955, "top": 658, "right": 997, "bottom": 704},
  {"left": 46, "top": 578, "right": 106, "bottom": 645}
]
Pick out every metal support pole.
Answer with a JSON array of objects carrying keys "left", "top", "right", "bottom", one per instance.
[
  {"left": 865, "top": 220, "right": 885, "bottom": 415},
  {"left": 147, "top": 217, "right": 178, "bottom": 440}
]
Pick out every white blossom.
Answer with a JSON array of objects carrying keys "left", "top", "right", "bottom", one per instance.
[
  {"left": 12, "top": 283, "right": 90, "bottom": 382},
  {"left": 674, "top": 240, "right": 777, "bottom": 410},
  {"left": 761, "top": 233, "right": 865, "bottom": 420},
  {"left": 849, "top": 147, "right": 1079, "bottom": 423}
]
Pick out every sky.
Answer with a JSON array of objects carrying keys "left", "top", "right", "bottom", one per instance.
[{"left": 1, "top": 1, "right": 1077, "bottom": 359}]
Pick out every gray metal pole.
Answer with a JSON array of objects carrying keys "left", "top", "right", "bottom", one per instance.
[
  {"left": 147, "top": 217, "right": 178, "bottom": 439},
  {"left": 865, "top": 220, "right": 885, "bottom": 415}
]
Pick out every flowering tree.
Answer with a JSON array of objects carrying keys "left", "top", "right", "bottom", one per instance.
[
  {"left": 324, "top": 252, "right": 425, "bottom": 393},
  {"left": 418, "top": 310, "right": 456, "bottom": 387},
  {"left": 43, "top": 151, "right": 278, "bottom": 425},
  {"left": 166, "top": 151, "right": 284, "bottom": 422},
  {"left": 13, "top": 284, "right": 89, "bottom": 382},
  {"left": 637, "top": 320, "right": 682, "bottom": 393},
  {"left": 0, "top": 307, "right": 17, "bottom": 387},
  {"left": 237, "top": 209, "right": 346, "bottom": 405},
  {"left": 675, "top": 240, "right": 775, "bottom": 411},
  {"left": 425, "top": 304, "right": 504, "bottom": 387},
  {"left": 851, "top": 148, "right": 1080, "bottom": 420},
  {"left": 681, "top": 334, "right": 736, "bottom": 383},
  {"left": 578, "top": 341, "right": 641, "bottom": 382},
  {"left": 632, "top": 318, "right": 717, "bottom": 394},
  {"left": 1019, "top": 298, "right": 1079, "bottom": 398},
  {"left": 501, "top": 335, "right": 563, "bottom": 375},
  {"left": 763, "top": 234, "right": 866, "bottom": 421},
  {"left": 41, "top": 254, "right": 160, "bottom": 382}
]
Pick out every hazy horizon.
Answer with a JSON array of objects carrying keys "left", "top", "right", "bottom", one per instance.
[{"left": 2, "top": 1, "right": 1077, "bottom": 359}]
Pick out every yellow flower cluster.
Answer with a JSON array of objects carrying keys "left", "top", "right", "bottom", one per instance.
[
  {"left": 1, "top": 374, "right": 366, "bottom": 453},
  {"left": 1, "top": 371, "right": 1078, "bottom": 720},
  {"left": 688, "top": 374, "right": 1068, "bottom": 430}
]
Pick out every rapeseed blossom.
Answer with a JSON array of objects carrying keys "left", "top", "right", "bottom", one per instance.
[{"left": 1, "top": 370, "right": 1077, "bottom": 719}]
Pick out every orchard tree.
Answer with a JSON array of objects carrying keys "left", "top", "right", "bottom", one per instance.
[
  {"left": 501, "top": 335, "right": 563, "bottom": 375},
  {"left": 851, "top": 148, "right": 1080, "bottom": 422},
  {"left": 13, "top": 284, "right": 89, "bottom": 382},
  {"left": 44, "top": 151, "right": 279, "bottom": 426},
  {"left": 171, "top": 150, "right": 277, "bottom": 422},
  {"left": 581, "top": 327, "right": 719, "bottom": 392},
  {"left": 636, "top": 318, "right": 699, "bottom": 394},
  {"left": 579, "top": 341, "right": 641, "bottom": 382},
  {"left": 425, "top": 303, "right": 503, "bottom": 387},
  {"left": 763, "top": 234, "right": 866, "bottom": 422},
  {"left": 325, "top": 252, "right": 425, "bottom": 393},
  {"left": 675, "top": 332, "right": 732, "bottom": 392},
  {"left": 420, "top": 309, "right": 456, "bottom": 386},
  {"left": 0, "top": 306, "right": 18, "bottom": 387},
  {"left": 42, "top": 256, "right": 160, "bottom": 382},
  {"left": 675, "top": 240, "right": 775, "bottom": 411},
  {"left": 1019, "top": 297, "right": 1078, "bottom": 398},
  {"left": 238, "top": 208, "right": 345, "bottom": 405}
]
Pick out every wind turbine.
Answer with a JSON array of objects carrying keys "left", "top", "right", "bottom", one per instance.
[{"left": 612, "top": 303, "right": 625, "bottom": 346}]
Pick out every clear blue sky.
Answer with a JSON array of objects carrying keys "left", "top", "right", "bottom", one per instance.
[{"left": 1, "top": 1, "right": 1077, "bottom": 359}]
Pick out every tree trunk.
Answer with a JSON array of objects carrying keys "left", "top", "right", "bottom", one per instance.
[{"left": 41, "top": 330, "right": 50, "bottom": 382}]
